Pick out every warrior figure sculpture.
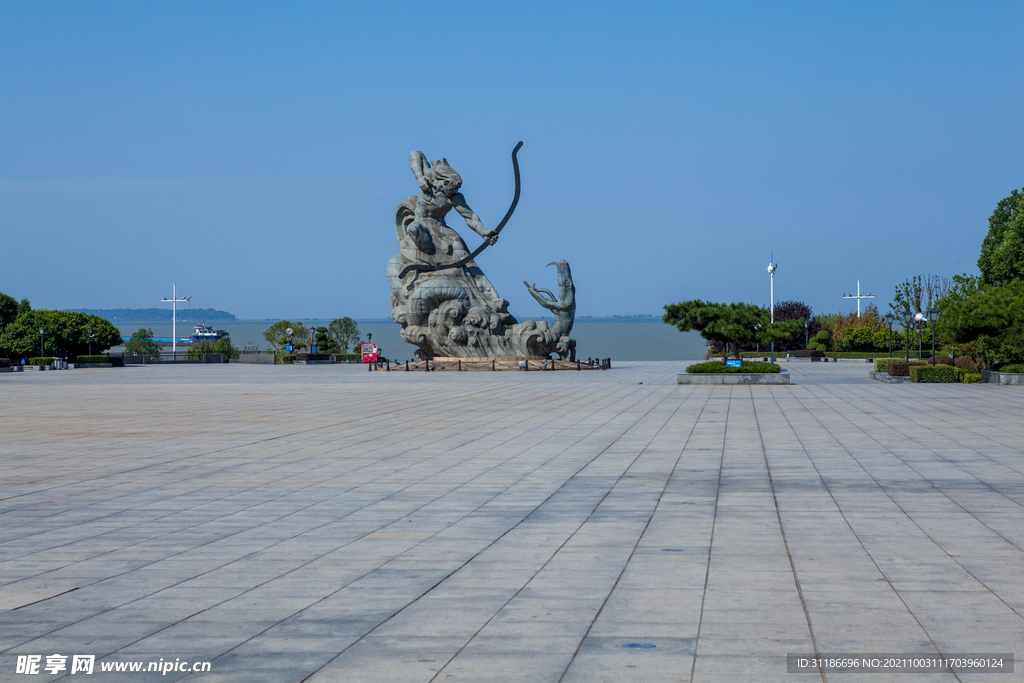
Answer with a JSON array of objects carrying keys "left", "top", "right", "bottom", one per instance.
[{"left": 387, "top": 144, "right": 576, "bottom": 360}]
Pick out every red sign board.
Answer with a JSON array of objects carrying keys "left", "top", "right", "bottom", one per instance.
[{"left": 361, "top": 343, "right": 378, "bottom": 363}]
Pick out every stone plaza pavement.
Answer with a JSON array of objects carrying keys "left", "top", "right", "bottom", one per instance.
[{"left": 1, "top": 361, "right": 1022, "bottom": 682}]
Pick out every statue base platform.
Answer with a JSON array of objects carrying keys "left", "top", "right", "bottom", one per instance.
[{"left": 383, "top": 357, "right": 611, "bottom": 372}]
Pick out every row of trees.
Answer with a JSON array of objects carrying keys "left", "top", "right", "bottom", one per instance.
[
  {"left": 663, "top": 185, "right": 1024, "bottom": 368},
  {"left": 263, "top": 318, "right": 361, "bottom": 357},
  {"left": 0, "top": 294, "right": 122, "bottom": 360}
]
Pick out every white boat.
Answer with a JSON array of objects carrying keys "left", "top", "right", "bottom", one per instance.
[{"left": 191, "top": 322, "right": 228, "bottom": 343}]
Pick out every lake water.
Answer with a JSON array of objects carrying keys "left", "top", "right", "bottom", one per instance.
[{"left": 112, "top": 318, "right": 708, "bottom": 361}]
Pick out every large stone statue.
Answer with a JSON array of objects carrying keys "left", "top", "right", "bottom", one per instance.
[{"left": 387, "top": 143, "right": 576, "bottom": 360}]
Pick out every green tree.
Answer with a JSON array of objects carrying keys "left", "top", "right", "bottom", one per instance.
[
  {"left": 263, "top": 320, "right": 309, "bottom": 358},
  {"left": 0, "top": 310, "right": 121, "bottom": 360},
  {"left": 0, "top": 293, "right": 19, "bottom": 335},
  {"left": 978, "top": 188, "right": 1024, "bottom": 286},
  {"left": 663, "top": 300, "right": 802, "bottom": 361},
  {"left": 124, "top": 328, "right": 163, "bottom": 360},
  {"left": 185, "top": 336, "right": 239, "bottom": 360},
  {"left": 313, "top": 327, "right": 337, "bottom": 354},
  {"left": 941, "top": 279, "right": 1024, "bottom": 369},
  {"left": 327, "top": 317, "right": 360, "bottom": 353}
]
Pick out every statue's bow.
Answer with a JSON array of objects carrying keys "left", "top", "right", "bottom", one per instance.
[{"left": 399, "top": 141, "right": 523, "bottom": 280}]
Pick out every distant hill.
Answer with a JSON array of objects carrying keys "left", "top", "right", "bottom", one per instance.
[{"left": 64, "top": 308, "right": 236, "bottom": 322}]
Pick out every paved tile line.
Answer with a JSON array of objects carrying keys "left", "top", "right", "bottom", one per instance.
[
  {"left": 798, "top": 382, "right": 1024, "bottom": 550},
  {"left": 782, "top": 387, "right": 1024, "bottom": 622},
  {"left": 0, "top": 383, "right": 524, "bottom": 577},
  {"left": 30, "top": 384, "right": 653, "bottom": 667},
  {"left": 0, "top": 380, "right": 505, "bottom": 510},
  {"left": 751, "top": 387, "right": 828, "bottom": 683},
  {"left": 417, "top": 386, "right": 700, "bottom": 681},
  {"left": 554, "top": 386, "right": 712, "bottom": 683},
  {"left": 290, "top": 386, "right": 682, "bottom": 682},
  {"left": 3, "top": 383, "right": 623, "bottom": 654},
  {"left": 0, "top": 380, "right": 588, "bottom": 555},
  {"left": 687, "top": 388, "right": 730, "bottom": 683},
  {"left": 819, "top": 383, "right": 1024, "bottom": 476},
  {"left": 767, "top": 387, "right": 967, "bottom": 682}
]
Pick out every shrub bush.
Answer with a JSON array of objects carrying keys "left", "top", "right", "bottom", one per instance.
[
  {"left": 333, "top": 353, "right": 360, "bottom": 361},
  {"left": 281, "top": 354, "right": 297, "bottom": 363},
  {"left": 932, "top": 355, "right": 954, "bottom": 366},
  {"left": 814, "top": 343, "right": 827, "bottom": 352},
  {"left": 953, "top": 356, "right": 980, "bottom": 372},
  {"left": 874, "top": 357, "right": 902, "bottom": 373},
  {"left": 295, "top": 353, "right": 332, "bottom": 361},
  {"left": 998, "top": 363, "right": 1024, "bottom": 373},
  {"left": 909, "top": 365, "right": 955, "bottom": 383},
  {"left": 75, "top": 355, "right": 109, "bottom": 364},
  {"left": 815, "top": 330, "right": 830, "bottom": 342},
  {"left": 687, "top": 361, "right": 781, "bottom": 373},
  {"left": 27, "top": 357, "right": 54, "bottom": 365},
  {"left": 953, "top": 367, "right": 984, "bottom": 383},
  {"left": 887, "top": 361, "right": 926, "bottom": 377}
]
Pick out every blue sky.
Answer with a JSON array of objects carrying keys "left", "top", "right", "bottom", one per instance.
[{"left": 2, "top": 2, "right": 1021, "bottom": 320}]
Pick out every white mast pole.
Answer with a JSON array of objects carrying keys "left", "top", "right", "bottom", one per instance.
[
  {"left": 842, "top": 279, "right": 875, "bottom": 318},
  {"left": 161, "top": 282, "right": 191, "bottom": 360}
]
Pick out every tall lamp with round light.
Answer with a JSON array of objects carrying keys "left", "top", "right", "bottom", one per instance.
[
  {"left": 883, "top": 313, "right": 894, "bottom": 357},
  {"left": 914, "top": 312, "right": 927, "bottom": 358},
  {"left": 927, "top": 307, "right": 940, "bottom": 364},
  {"left": 902, "top": 309, "right": 913, "bottom": 363},
  {"left": 767, "top": 260, "right": 777, "bottom": 363}
]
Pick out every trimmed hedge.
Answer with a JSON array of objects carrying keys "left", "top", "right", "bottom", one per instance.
[
  {"left": 874, "top": 357, "right": 900, "bottom": 372},
  {"left": 75, "top": 355, "right": 109, "bottom": 364},
  {"left": 687, "top": 361, "right": 781, "bottom": 374},
  {"left": 997, "top": 363, "right": 1024, "bottom": 373},
  {"left": 334, "top": 353, "right": 360, "bottom": 361},
  {"left": 28, "top": 357, "right": 54, "bottom": 365},
  {"left": 295, "top": 353, "right": 332, "bottom": 361},
  {"left": 887, "top": 361, "right": 926, "bottom": 377},
  {"left": 932, "top": 355, "right": 954, "bottom": 366},
  {"left": 953, "top": 367, "right": 983, "bottom": 383},
  {"left": 740, "top": 350, "right": 822, "bottom": 358},
  {"left": 281, "top": 354, "right": 297, "bottom": 363},
  {"left": 909, "top": 365, "right": 955, "bottom": 383}
]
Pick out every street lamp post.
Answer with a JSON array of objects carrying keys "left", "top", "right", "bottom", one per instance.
[
  {"left": 928, "top": 307, "right": 940, "bottom": 364},
  {"left": 767, "top": 258, "right": 777, "bottom": 363},
  {"left": 39, "top": 326, "right": 45, "bottom": 358},
  {"left": 804, "top": 319, "right": 809, "bottom": 350},
  {"left": 883, "top": 313, "right": 894, "bottom": 357},
  {"left": 87, "top": 326, "right": 93, "bottom": 356},
  {"left": 915, "top": 312, "right": 926, "bottom": 359},
  {"left": 903, "top": 309, "right": 913, "bottom": 363}
]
